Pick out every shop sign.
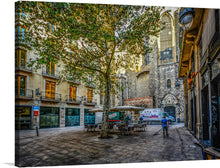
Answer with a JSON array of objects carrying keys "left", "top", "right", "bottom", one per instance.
[
  {"left": 33, "top": 106, "right": 39, "bottom": 116},
  {"left": 34, "top": 111, "right": 39, "bottom": 116}
]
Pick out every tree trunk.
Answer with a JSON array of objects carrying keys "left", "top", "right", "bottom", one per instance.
[{"left": 100, "top": 75, "right": 111, "bottom": 138}]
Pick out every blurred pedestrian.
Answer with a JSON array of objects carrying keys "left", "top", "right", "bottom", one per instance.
[
  {"left": 161, "top": 116, "right": 169, "bottom": 138},
  {"left": 140, "top": 115, "right": 144, "bottom": 123}
]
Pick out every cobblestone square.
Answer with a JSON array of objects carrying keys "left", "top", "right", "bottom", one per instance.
[{"left": 15, "top": 123, "right": 203, "bottom": 167}]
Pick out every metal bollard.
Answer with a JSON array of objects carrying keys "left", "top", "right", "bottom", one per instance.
[{"left": 36, "top": 126, "right": 39, "bottom": 136}]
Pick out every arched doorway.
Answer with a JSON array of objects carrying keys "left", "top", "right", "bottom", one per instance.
[{"left": 164, "top": 106, "right": 176, "bottom": 119}]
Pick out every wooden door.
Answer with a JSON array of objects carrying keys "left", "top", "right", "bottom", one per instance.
[
  {"left": 87, "top": 89, "right": 93, "bottom": 103},
  {"left": 69, "top": 85, "right": 77, "bottom": 101},
  {"left": 46, "top": 81, "right": 56, "bottom": 99}
]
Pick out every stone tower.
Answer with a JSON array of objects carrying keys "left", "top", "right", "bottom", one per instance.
[{"left": 124, "top": 7, "right": 185, "bottom": 121}]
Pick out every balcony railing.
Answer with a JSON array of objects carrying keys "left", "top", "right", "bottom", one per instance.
[
  {"left": 85, "top": 82, "right": 96, "bottom": 88},
  {"left": 42, "top": 69, "right": 60, "bottom": 79},
  {"left": 65, "top": 95, "right": 81, "bottom": 104},
  {"left": 84, "top": 98, "right": 97, "bottom": 106},
  {"left": 67, "top": 77, "right": 81, "bottom": 85},
  {"left": 15, "top": 65, "right": 32, "bottom": 73},
  {"left": 40, "top": 91, "right": 62, "bottom": 102},
  {"left": 15, "top": 89, "right": 33, "bottom": 100}
]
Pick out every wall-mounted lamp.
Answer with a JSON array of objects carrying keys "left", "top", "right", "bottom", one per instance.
[{"left": 179, "top": 8, "right": 195, "bottom": 30}]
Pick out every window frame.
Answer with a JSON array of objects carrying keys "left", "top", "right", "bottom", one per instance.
[
  {"left": 69, "top": 85, "right": 77, "bottom": 101},
  {"left": 87, "top": 89, "right": 93, "bottom": 103},
  {"left": 15, "top": 48, "right": 27, "bottom": 69},
  {"left": 15, "top": 75, "right": 27, "bottom": 97},
  {"left": 167, "top": 79, "right": 171, "bottom": 89}
]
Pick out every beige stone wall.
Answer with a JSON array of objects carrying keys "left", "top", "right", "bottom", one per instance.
[{"left": 16, "top": 47, "right": 101, "bottom": 129}]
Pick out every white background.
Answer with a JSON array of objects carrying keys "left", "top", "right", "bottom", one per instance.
[{"left": 0, "top": 0, "right": 220, "bottom": 168}]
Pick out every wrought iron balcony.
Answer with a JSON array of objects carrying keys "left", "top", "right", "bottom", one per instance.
[
  {"left": 15, "top": 65, "right": 32, "bottom": 73},
  {"left": 40, "top": 91, "right": 62, "bottom": 102},
  {"left": 67, "top": 77, "right": 81, "bottom": 85},
  {"left": 65, "top": 95, "right": 81, "bottom": 104},
  {"left": 42, "top": 69, "right": 60, "bottom": 79},
  {"left": 85, "top": 82, "right": 96, "bottom": 88},
  {"left": 15, "top": 89, "right": 33, "bottom": 100},
  {"left": 83, "top": 98, "right": 97, "bottom": 106}
]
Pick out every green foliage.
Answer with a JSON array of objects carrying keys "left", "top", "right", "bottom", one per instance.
[{"left": 16, "top": 2, "right": 166, "bottom": 136}]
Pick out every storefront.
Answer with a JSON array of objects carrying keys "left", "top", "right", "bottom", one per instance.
[
  {"left": 15, "top": 106, "right": 32, "bottom": 130},
  {"left": 40, "top": 106, "right": 60, "bottom": 128},
  {"left": 84, "top": 109, "right": 95, "bottom": 125},
  {"left": 65, "top": 108, "right": 80, "bottom": 126},
  {"left": 211, "top": 74, "right": 220, "bottom": 148}
]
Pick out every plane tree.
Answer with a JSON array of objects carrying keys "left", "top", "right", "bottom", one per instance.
[{"left": 17, "top": 2, "right": 165, "bottom": 138}]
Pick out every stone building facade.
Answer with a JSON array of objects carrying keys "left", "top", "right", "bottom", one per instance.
[
  {"left": 124, "top": 7, "right": 185, "bottom": 122},
  {"left": 15, "top": 3, "right": 101, "bottom": 130},
  {"left": 179, "top": 8, "right": 220, "bottom": 153}
]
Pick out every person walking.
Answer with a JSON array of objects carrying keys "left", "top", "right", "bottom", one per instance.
[
  {"left": 139, "top": 115, "right": 144, "bottom": 123},
  {"left": 161, "top": 116, "right": 169, "bottom": 138}
]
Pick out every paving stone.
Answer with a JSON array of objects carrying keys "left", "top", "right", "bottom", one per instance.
[{"left": 15, "top": 123, "right": 203, "bottom": 167}]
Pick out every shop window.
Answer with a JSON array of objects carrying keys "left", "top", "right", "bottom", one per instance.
[
  {"left": 65, "top": 108, "right": 80, "bottom": 126},
  {"left": 15, "top": 48, "right": 27, "bottom": 69},
  {"left": 87, "top": 89, "right": 93, "bottom": 103},
  {"left": 15, "top": 106, "right": 31, "bottom": 130},
  {"left": 40, "top": 107, "right": 59, "bottom": 128},
  {"left": 69, "top": 85, "right": 77, "bottom": 101},
  {"left": 45, "top": 81, "right": 56, "bottom": 99},
  {"left": 167, "top": 79, "right": 171, "bottom": 89},
  {"left": 15, "top": 75, "right": 27, "bottom": 96},
  {"left": 84, "top": 109, "right": 95, "bottom": 125}
]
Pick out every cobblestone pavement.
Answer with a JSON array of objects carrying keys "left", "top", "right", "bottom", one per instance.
[{"left": 15, "top": 123, "right": 203, "bottom": 167}]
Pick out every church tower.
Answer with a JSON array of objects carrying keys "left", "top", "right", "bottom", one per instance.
[{"left": 124, "top": 7, "right": 185, "bottom": 121}]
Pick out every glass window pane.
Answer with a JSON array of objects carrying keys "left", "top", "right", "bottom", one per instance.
[
  {"left": 21, "top": 28, "right": 26, "bottom": 40},
  {"left": 20, "top": 49, "right": 26, "bottom": 68},
  {"left": 20, "top": 76, "right": 26, "bottom": 96},
  {"left": 51, "top": 62, "right": 55, "bottom": 76}
]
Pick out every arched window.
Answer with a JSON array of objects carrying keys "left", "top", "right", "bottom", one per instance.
[
  {"left": 160, "top": 14, "right": 173, "bottom": 64},
  {"left": 167, "top": 79, "right": 171, "bottom": 88}
]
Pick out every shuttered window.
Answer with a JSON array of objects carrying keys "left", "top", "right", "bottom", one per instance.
[
  {"left": 45, "top": 81, "right": 56, "bottom": 99},
  {"left": 87, "top": 89, "right": 93, "bottom": 103},
  {"left": 15, "top": 75, "right": 27, "bottom": 96},
  {"left": 46, "top": 62, "right": 55, "bottom": 76},
  {"left": 69, "top": 85, "right": 77, "bottom": 100},
  {"left": 15, "top": 48, "right": 27, "bottom": 69}
]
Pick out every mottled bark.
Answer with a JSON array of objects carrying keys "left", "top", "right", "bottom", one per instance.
[{"left": 100, "top": 76, "right": 111, "bottom": 138}]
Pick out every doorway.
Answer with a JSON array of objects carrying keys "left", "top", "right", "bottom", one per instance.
[{"left": 164, "top": 106, "right": 176, "bottom": 119}]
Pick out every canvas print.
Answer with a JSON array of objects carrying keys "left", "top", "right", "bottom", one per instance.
[{"left": 15, "top": 1, "right": 220, "bottom": 167}]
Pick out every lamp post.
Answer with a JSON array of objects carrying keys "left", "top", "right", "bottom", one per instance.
[{"left": 179, "top": 8, "right": 195, "bottom": 30}]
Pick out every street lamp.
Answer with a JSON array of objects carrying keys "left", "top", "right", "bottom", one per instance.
[{"left": 179, "top": 8, "right": 195, "bottom": 30}]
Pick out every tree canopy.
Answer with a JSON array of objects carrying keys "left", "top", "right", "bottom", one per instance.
[{"left": 16, "top": 1, "right": 166, "bottom": 138}]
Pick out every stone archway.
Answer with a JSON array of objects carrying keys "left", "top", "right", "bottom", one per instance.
[{"left": 161, "top": 93, "right": 178, "bottom": 119}]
